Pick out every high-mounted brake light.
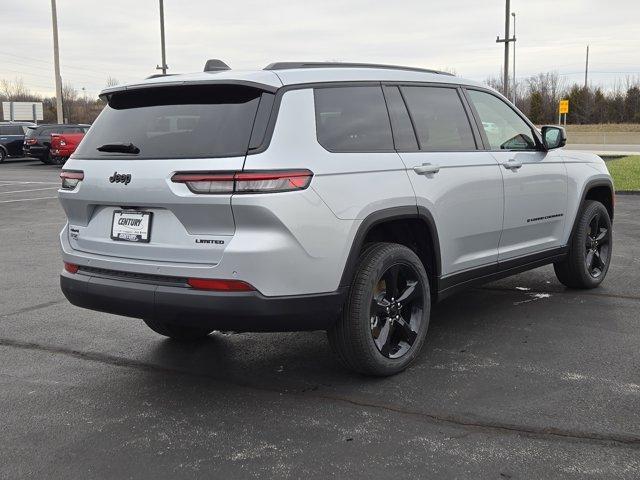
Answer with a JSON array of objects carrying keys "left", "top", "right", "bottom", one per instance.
[
  {"left": 60, "top": 170, "right": 84, "bottom": 190},
  {"left": 171, "top": 170, "right": 313, "bottom": 194},
  {"left": 187, "top": 278, "right": 255, "bottom": 292}
]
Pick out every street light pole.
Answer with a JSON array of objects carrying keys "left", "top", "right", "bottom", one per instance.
[
  {"left": 512, "top": 12, "right": 516, "bottom": 104},
  {"left": 156, "top": 0, "right": 168, "bottom": 75},
  {"left": 50, "top": 0, "right": 64, "bottom": 124},
  {"left": 496, "top": 0, "right": 515, "bottom": 99}
]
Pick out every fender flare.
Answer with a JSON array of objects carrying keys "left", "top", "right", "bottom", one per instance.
[
  {"left": 568, "top": 178, "right": 615, "bottom": 243},
  {"left": 338, "top": 205, "right": 442, "bottom": 288}
]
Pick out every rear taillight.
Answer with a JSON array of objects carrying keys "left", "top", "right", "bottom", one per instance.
[
  {"left": 64, "top": 262, "right": 79, "bottom": 274},
  {"left": 25, "top": 139, "right": 37, "bottom": 145},
  {"left": 187, "top": 278, "right": 255, "bottom": 292},
  {"left": 171, "top": 170, "right": 313, "bottom": 194},
  {"left": 60, "top": 170, "right": 84, "bottom": 190}
]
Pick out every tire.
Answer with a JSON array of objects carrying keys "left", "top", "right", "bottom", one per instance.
[
  {"left": 143, "top": 318, "right": 213, "bottom": 341},
  {"left": 41, "top": 151, "right": 54, "bottom": 165},
  {"left": 328, "top": 242, "right": 431, "bottom": 376},
  {"left": 554, "top": 200, "right": 612, "bottom": 289},
  {"left": 54, "top": 156, "right": 67, "bottom": 166},
  {"left": 0, "top": 148, "right": 6, "bottom": 163}
]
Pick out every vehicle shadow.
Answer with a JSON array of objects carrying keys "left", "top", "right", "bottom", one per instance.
[{"left": 139, "top": 281, "right": 543, "bottom": 393}]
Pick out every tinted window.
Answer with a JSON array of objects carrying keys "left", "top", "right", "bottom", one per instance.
[
  {"left": 314, "top": 86, "right": 393, "bottom": 152},
  {"left": 383, "top": 86, "right": 418, "bottom": 151},
  {"left": 401, "top": 86, "right": 476, "bottom": 150},
  {"left": 467, "top": 89, "right": 537, "bottom": 150},
  {"left": 0, "top": 126, "right": 24, "bottom": 135},
  {"left": 75, "top": 85, "right": 263, "bottom": 159}
]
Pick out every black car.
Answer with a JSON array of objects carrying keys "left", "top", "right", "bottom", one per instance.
[
  {"left": 0, "top": 122, "right": 35, "bottom": 162},
  {"left": 24, "top": 123, "right": 90, "bottom": 164}
]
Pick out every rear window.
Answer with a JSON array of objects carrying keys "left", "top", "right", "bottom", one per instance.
[
  {"left": 25, "top": 128, "right": 38, "bottom": 139},
  {"left": 75, "top": 85, "right": 264, "bottom": 159},
  {"left": 314, "top": 86, "right": 393, "bottom": 152},
  {"left": 0, "top": 125, "right": 24, "bottom": 135}
]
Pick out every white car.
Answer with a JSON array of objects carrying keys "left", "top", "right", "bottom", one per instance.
[{"left": 58, "top": 61, "right": 614, "bottom": 375}]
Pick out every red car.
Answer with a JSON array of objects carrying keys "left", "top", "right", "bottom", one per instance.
[{"left": 51, "top": 132, "right": 85, "bottom": 165}]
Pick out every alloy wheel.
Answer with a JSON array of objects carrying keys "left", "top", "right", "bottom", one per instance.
[
  {"left": 585, "top": 211, "right": 610, "bottom": 278},
  {"left": 370, "top": 263, "right": 424, "bottom": 359}
]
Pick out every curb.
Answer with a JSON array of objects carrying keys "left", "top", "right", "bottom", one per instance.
[{"left": 616, "top": 191, "right": 640, "bottom": 196}]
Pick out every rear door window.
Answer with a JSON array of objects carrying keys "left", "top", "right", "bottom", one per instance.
[
  {"left": 314, "top": 86, "right": 393, "bottom": 152},
  {"left": 75, "top": 84, "right": 265, "bottom": 159},
  {"left": 401, "top": 86, "right": 476, "bottom": 150},
  {"left": 382, "top": 85, "right": 418, "bottom": 151}
]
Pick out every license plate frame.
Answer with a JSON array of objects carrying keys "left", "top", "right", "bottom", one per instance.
[{"left": 110, "top": 210, "right": 153, "bottom": 243}]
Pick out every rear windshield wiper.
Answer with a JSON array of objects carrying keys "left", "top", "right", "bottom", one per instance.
[{"left": 97, "top": 142, "right": 140, "bottom": 154}]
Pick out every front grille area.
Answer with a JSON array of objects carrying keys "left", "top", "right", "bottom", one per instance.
[{"left": 77, "top": 266, "right": 188, "bottom": 286}]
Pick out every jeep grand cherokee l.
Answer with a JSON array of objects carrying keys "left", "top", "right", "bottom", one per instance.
[{"left": 58, "top": 61, "right": 614, "bottom": 376}]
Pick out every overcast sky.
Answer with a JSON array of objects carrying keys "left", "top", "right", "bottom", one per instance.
[{"left": 3, "top": 0, "right": 639, "bottom": 98}]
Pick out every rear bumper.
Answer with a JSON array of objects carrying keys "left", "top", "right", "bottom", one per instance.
[
  {"left": 60, "top": 270, "right": 346, "bottom": 332},
  {"left": 51, "top": 147, "right": 73, "bottom": 157},
  {"left": 24, "top": 146, "right": 46, "bottom": 158}
]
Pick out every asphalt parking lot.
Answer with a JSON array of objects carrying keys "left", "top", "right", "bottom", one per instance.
[{"left": 1, "top": 158, "right": 639, "bottom": 479}]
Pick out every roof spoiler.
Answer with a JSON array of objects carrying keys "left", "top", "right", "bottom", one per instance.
[{"left": 204, "top": 59, "right": 231, "bottom": 72}]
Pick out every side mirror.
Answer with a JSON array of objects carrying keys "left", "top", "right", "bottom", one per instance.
[{"left": 541, "top": 126, "right": 567, "bottom": 150}]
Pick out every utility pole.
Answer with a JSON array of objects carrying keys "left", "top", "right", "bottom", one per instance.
[
  {"left": 50, "top": 0, "right": 63, "bottom": 124},
  {"left": 511, "top": 12, "right": 516, "bottom": 104},
  {"left": 156, "top": 0, "right": 168, "bottom": 75},
  {"left": 496, "top": 0, "right": 515, "bottom": 99},
  {"left": 584, "top": 45, "right": 589, "bottom": 89}
]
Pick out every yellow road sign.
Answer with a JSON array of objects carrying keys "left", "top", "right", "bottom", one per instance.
[{"left": 559, "top": 100, "right": 569, "bottom": 114}]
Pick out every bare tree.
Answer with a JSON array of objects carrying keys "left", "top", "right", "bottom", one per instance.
[
  {"left": 0, "top": 78, "right": 32, "bottom": 101},
  {"left": 105, "top": 76, "right": 120, "bottom": 88}
]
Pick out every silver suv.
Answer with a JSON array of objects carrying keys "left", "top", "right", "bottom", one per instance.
[{"left": 59, "top": 61, "right": 614, "bottom": 376}]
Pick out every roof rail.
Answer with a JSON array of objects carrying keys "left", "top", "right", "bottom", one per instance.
[
  {"left": 145, "top": 73, "right": 178, "bottom": 79},
  {"left": 264, "top": 62, "right": 454, "bottom": 76},
  {"left": 204, "top": 59, "right": 231, "bottom": 72}
]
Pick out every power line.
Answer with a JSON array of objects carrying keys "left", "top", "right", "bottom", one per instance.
[{"left": 0, "top": 50, "right": 117, "bottom": 78}]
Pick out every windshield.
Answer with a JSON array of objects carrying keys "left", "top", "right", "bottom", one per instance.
[{"left": 75, "top": 84, "right": 264, "bottom": 159}]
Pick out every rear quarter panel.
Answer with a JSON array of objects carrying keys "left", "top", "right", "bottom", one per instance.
[{"left": 241, "top": 87, "right": 417, "bottom": 294}]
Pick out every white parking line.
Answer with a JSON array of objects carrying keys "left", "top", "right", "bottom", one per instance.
[
  {"left": 0, "top": 196, "right": 58, "bottom": 204},
  {"left": 0, "top": 181, "right": 60, "bottom": 185},
  {"left": 0, "top": 187, "right": 59, "bottom": 195}
]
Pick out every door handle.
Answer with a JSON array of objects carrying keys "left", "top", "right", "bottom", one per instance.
[
  {"left": 503, "top": 159, "right": 522, "bottom": 170},
  {"left": 413, "top": 163, "right": 440, "bottom": 175}
]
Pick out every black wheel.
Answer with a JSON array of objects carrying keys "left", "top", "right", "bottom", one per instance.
[
  {"left": 554, "top": 200, "right": 612, "bottom": 289},
  {"left": 328, "top": 242, "right": 431, "bottom": 376},
  {"left": 143, "top": 318, "right": 213, "bottom": 341},
  {"left": 0, "top": 148, "right": 6, "bottom": 163}
]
